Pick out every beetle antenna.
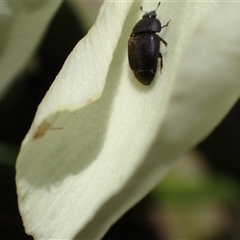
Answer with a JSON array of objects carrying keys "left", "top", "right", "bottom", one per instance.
[
  {"left": 140, "top": 2, "right": 161, "bottom": 13},
  {"left": 155, "top": 2, "right": 161, "bottom": 11},
  {"left": 140, "top": 6, "right": 147, "bottom": 13}
]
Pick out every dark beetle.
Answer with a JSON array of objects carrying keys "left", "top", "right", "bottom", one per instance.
[{"left": 128, "top": 2, "right": 170, "bottom": 85}]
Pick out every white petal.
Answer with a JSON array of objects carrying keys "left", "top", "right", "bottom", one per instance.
[
  {"left": 67, "top": 1, "right": 102, "bottom": 30},
  {"left": 0, "top": 1, "right": 62, "bottom": 98},
  {"left": 15, "top": 2, "right": 240, "bottom": 240},
  {"left": 17, "top": 1, "right": 133, "bottom": 239}
]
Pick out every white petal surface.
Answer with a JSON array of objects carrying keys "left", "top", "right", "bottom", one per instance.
[
  {"left": 67, "top": 1, "right": 102, "bottom": 30},
  {"left": 17, "top": 1, "right": 133, "bottom": 239},
  {"left": 0, "top": 1, "right": 62, "bottom": 99},
  {"left": 15, "top": 2, "right": 240, "bottom": 240}
]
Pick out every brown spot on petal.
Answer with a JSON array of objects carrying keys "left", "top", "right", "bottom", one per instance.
[
  {"left": 33, "top": 120, "right": 63, "bottom": 140},
  {"left": 33, "top": 121, "right": 50, "bottom": 139}
]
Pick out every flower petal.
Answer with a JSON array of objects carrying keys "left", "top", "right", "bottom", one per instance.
[
  {"left": 0, "top": 1, "right": 62, "bottom": 98},
  {"left": 67, "top": 1, "right": 102, "bottom": 30},
  {"left": 75, "top": 3, "right": 240, "bottom": 238},
  {"left": 16, "top": 1, "right": 133, "bottom": 239},
  {"left": 15, "top": 2, "right": 240, "bottom": 240}
]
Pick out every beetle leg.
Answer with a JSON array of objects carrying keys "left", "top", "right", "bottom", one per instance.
[
  {"left": 159, "top": 52, "right": 163, "bottom": 73},
  {"left": 161, "top": 20, "right": 171, "bottom": 29},
  {"left": 160, "top": 37, "right": 168, "bottom": 47}
]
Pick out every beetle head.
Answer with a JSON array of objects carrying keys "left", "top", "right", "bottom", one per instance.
[
  {"left": 140, "top": 2, "right": 160, "bottom": 18},
  {"left": 142, "top": 11, "right": 157, "bottom": 18}
]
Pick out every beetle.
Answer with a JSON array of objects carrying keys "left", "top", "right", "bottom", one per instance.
[{"left": 128, "top": 2, "right": 171, "bottom": 85}]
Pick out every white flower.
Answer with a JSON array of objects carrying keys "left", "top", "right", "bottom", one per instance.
[
  {"left": 5, "top": 1, "right": 239, "bottom": 239},
  {"left": 0, "top": 1, "right": 62, "bottom": 98}
]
